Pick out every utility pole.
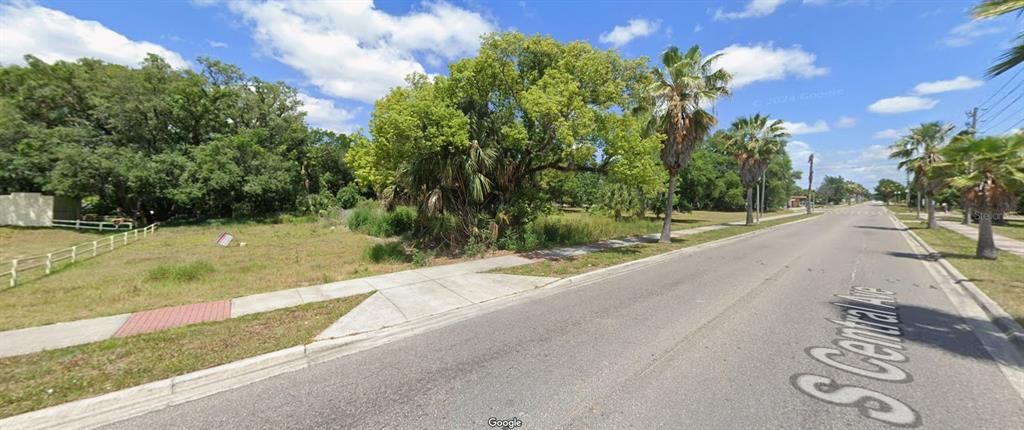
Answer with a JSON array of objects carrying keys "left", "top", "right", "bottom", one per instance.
[
  {"left": 806, "top": 154, "right": 814, "bottom": 214},
  {"left": 964, "top": 107, "right": 978, "bottom": 224}
]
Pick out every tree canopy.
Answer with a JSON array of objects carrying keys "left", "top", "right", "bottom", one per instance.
[
  {"left": 0, "top": 55, "right": 354, "bottom": 222},
  {"left": 347, "top": 32, "right": 664, "bottom": 247}
]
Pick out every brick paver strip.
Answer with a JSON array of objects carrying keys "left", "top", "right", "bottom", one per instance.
[{"left": 114, "top": 300, "right": 231, "bottom": 337}]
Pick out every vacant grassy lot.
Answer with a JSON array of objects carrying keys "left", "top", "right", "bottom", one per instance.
[
  {"left": 0, "top": 227, "right": 110, "bottom": 261},
  {"left": 0, "top": 220, "right": 416, "bottom": 330},
  {"left": 0, "top": 293, "right": 368, "bottom": 419},
  {"left": 891, "top": 210, "right": 1024, "bottom": 326},
  {"left": 494, "top": 214, "right": 816, "bottom": 278},
  {"left": 0, "top": 210, "right": 752, "bottom": 330}
]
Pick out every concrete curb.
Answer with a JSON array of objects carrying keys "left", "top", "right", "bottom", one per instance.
[
  {"left": 888, "top": 214, "right": 1024, "bottom": 352},
  {"left": 0, "top": 212, "right": 821, "bottom": 430}
]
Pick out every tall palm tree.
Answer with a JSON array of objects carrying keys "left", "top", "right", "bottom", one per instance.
[
  {"left": 720, "top": 114, "right": 789, "bottom": 225},
  {"left": 974, "top": 0, "right": 1024, "bottom": 76},
  {"left": 888, "top": 122, "right": 954, "bottom": 229},
  {"left": 940, "top": 135, "right": 1024, "bottom": 259},
  {"left": 645, "top": 45, "right": 731, "bottom": 243}
]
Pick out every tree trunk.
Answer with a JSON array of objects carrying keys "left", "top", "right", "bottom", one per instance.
[
  {"left": 965, "top": 204, "right": 972, "bottom": 225},
  {"left": 916, "top": 196, "right": 921, "bottom": 218},
  {"left": 977, "top": 211, "right": 998, "bottom": 260},
  {"left": 660, "top": 171, "right": 677, "bottom": 243},
  {"left": 745, "top": 185, "right": 754, "bottom": 226},
  {"left": 926, "top": 198, "right": 937, "bottom": 229}
]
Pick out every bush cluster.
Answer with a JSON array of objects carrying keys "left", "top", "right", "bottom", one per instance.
[{"left": 347, "top": 201, "right": 416, "bottom": 238}]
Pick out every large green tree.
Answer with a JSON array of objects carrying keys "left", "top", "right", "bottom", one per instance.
[
  {"left": 874, "top": 179, "right": 906, "bottom": 205},
  {"left": 643, "top": 45, "right": 731, "bottom": 242},
  {"left": 0, "top": 55, "right": 351, "bottom": 222},
  {"left": 347, "top": 33, "right": 662, "bottom": 248}
]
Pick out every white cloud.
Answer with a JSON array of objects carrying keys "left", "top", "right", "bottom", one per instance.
[
  {"left": 693, "top": 24, "right": 702, "bottom": 33},
  {"left": 867, "top": 96, "right": 938, "bottom": 114},
  {"left": 1005, "top": 128, "right": 1023, "bottom": 136},
  {"left": 710, "top": 43, "right": 828, "bottom": 88},
  {"left": 297, "top": 93, "right": 358, "bottom": 133},
  {"left": 782, "top": 120, "right": 830, "bottom": 135},
  {"left": 834, "top": 116, "right": 856, "bottom": 128},
  {"left": 714, "top": 0, "right": 787, "bottom": 21},
  {"left": 0, "top": 3, "right": 188, "bottom": 68},
  {"left": 912, "top": 75, "right": 983, "bottom": 95},
  {"left": 873, "top": 128, "right": 907, "bottom": 140},
  {"left": 944, "top": 20, "right": 1004, "bottom": 47},
  {"left": 599, "top": 19, "right": 660, "bottom": 47},
  {"left": 208, "top": 40, "right": 229, "bottom": 48},
  {"left": 824, "top": 149, "right": 901, "bottom": 185},
  {"left": 802, "top": 0, "right": 828, "bottom": 5},
  {"left": 226, "top": 0, "right": 495, "bottom": 103}
]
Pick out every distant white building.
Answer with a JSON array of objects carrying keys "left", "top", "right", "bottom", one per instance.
[{"left": 0, "top": 193, "right": 80, "bottom": 227}]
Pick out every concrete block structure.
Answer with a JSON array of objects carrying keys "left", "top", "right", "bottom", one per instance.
[{"left": 0, "top": 193, "right": 80, "bottom": 227}]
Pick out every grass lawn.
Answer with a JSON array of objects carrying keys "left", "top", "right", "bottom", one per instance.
[
  {"left": 0, "top": 293, "right": 369, "bottom": 419},
  {"left": 493, "top": 214, "right": 816, "bottom": 278},
  {"left": 529, "top": 209, "right": 754, "bottom": 249},
  {"left": 0, "top": 220, "right": 424, "bottom": 331},
  {"left": 0, "top": 227, "right": 111, "bottom": 261},
  {"left": 890, "top": 210, "right": 1024, "bottom": 327},
  {"left": 0, "top": 210, "right": 755, "bottom": 331}
]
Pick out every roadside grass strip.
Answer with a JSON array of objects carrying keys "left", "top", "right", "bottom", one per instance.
[
  {"left": 888, "top": 209, "right": 1024, "bottom": 327},
  {"left": 491, "top": 214, "right": 819, "bottom": 278},
  {"left": 0, "top": 294, "right": 369, "bottom": 418}
]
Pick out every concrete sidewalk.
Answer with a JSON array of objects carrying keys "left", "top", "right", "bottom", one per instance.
[
  {"left": 917, "top": 215, "right": 1024, "bottom": 258},
  {"left": 0, "top": 209, "right": 810, "bottom": 358}
]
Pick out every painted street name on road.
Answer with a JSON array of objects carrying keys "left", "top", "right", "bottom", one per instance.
[{"left": 791, "top": 285, "right": 922, "bottom": 427}]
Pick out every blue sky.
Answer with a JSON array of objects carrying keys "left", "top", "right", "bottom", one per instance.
[{"left": 1, "top": 0, "right": 1021, "bottom": 187}]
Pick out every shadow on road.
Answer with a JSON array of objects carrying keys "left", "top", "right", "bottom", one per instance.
[
  {"left": 854, "top": 225, "right": 907, "bottom": 232},
  {"left": 829, "top": 300, "right": 1018, "bottom": 367},
  {"left": 885, "top": 250, "right": 980, "bottom": 261}
]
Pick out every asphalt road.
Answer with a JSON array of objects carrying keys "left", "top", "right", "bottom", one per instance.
[{"left": 109, "top": 204, "right": 1024, "bottom": 429}]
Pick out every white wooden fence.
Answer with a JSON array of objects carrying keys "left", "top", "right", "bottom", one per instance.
[
  {"left": 1, "top": 223, "right": 158, "bottom": 287},
  {"left": 51, "top": 219, "right": 134, "bottom": 231}
]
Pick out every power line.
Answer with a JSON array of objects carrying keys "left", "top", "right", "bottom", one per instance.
[
  {"left": 980, "top": 90, "right": 1024, "bottom": 131},
  {"left": 976, "top": 67, "right": 1022, "bottom": 109},
  {"left": 997, "top": 117, "right": 1024, "bottom": 136},
  {"left": 979, "top": 81, "right": 1023, "bottom": 121}
]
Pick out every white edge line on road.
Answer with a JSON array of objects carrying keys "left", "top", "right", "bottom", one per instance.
[
  {"left": 0, "top": 213, "right": 823, "bottom": 430},
  {"left": 887, "top": 213, "right": 1024, "bottom": 401}
]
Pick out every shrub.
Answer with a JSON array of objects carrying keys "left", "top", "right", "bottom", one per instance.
[
  {"left": 347, "top": 201, "right": 416, "bottom": 237},
  {"left": 363, "top": 242, "right": 409, "bottom": 263},
  {"left": 146, "top": 261, "right": 215, "bottom": 283},
  {"left": 336, "top": 184, "right": 363, "bottom": 209},
  {"left": 411, "top": 249, "right": 435, "bottom": 267}
]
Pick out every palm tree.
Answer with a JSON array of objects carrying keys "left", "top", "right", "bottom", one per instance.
[
  {"left": 888, "top": 122, "right": 954, "bottom": 229},
  {"left": 720, "top": 114, "right": 789, "bottom": 225},
  {"left": 940, "top": 135, "right": 1024, "bottom": 259},
  {"left": 974, "top": 0, "right": 1024, "bottom": 76},
  {"left": 645, "top": 45, "right": 731, "bottom": 242}
]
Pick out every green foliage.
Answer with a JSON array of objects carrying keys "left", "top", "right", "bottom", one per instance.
[
  {"left": 410, "top": 249, "right": 435, "bottom": 267},
  {"left": 0, "top": 55, "right": 355, "bottom": 222},
  {"left": 347, "top": 32, "right": 657, "bottom": 249},
  {"left": 362, "top": 242, "right": 409, "bottom": 264},
  {"left": 336, "top": 184, "right": 364, "bottom": 209},
  {"left": 818, "top": 176, "right": 849, "bottom": 204},
  {"left": 346, "top": 201, "right": 416, "bottom": 238},
  {"left": 145, "top": 261, "right": 215, "bottom": 283},
  {"left": 874, "top": 179, "right": 906, "bottom": 204}
]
